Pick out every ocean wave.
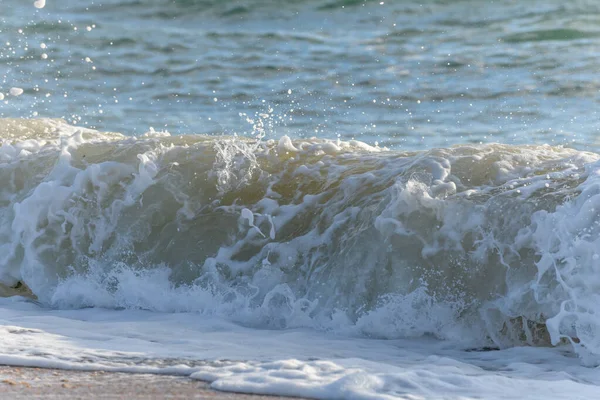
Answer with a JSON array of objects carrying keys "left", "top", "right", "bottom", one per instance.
[{"left": 1, "top": 118, "right": 600, "bottom": 362}]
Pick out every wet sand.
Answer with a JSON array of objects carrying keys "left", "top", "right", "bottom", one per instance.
[{"left": 0, "top": 366, "right": 304, "bottom": 399}]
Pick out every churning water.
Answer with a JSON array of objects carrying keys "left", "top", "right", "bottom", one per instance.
[{"left": 1, "top": 1, "right": 600, "bottom": 399}]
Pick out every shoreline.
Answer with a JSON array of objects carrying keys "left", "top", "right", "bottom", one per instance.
[{"left": 0, "top": 365, "right": 305, "bottom": 399}]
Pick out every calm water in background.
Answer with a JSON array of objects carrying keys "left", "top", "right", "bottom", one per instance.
[{"left": 2, "top": 0, "right": 600, "bottom": 150}]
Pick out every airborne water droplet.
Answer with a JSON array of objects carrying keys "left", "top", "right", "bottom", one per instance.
[{"left": 9, "top": 87, "right": 24, "bottom": 96}]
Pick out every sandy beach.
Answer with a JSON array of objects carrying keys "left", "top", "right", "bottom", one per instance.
[{"left": 0, "top": 366, "right": 304, "bottom": 399}]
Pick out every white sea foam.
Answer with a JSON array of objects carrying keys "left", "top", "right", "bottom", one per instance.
[
  {"left": 1, "top": 119, "right": 600, "bottom": 397},
  {"left": 0, "top": 297, "right": 599, "bottom": 399}
]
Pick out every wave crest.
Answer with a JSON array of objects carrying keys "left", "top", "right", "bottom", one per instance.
[{"left": 1, "top": 118, "right": 600, "bottom": 362}]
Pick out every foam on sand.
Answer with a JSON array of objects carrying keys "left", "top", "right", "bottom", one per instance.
[{"left": 0, "top": 297, "right": 599, "bottom": 400}]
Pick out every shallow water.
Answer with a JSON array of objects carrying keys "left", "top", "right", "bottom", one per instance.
[{"left": 2, "top": 1, "right": 600, "bottom": 399}]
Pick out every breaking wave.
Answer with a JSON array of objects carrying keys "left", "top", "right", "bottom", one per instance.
[{"left": 1, "top": 118, "right": 600, "bottom": 362}]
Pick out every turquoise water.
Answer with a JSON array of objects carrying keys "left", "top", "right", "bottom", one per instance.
[{"left": 2, "top": 0, "right": 600, "bottom": 150}]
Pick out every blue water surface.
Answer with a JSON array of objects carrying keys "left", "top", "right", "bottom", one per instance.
[{"left": 1, "top": 0, "right": 600, "bottom": 150}]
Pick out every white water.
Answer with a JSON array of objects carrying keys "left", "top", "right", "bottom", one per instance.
[
  {"left": 1, "top": 118, "right": 600, "bottom": 398},
  {"left": 1, "top": 297, "right": 599, "bottom": 400}
]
